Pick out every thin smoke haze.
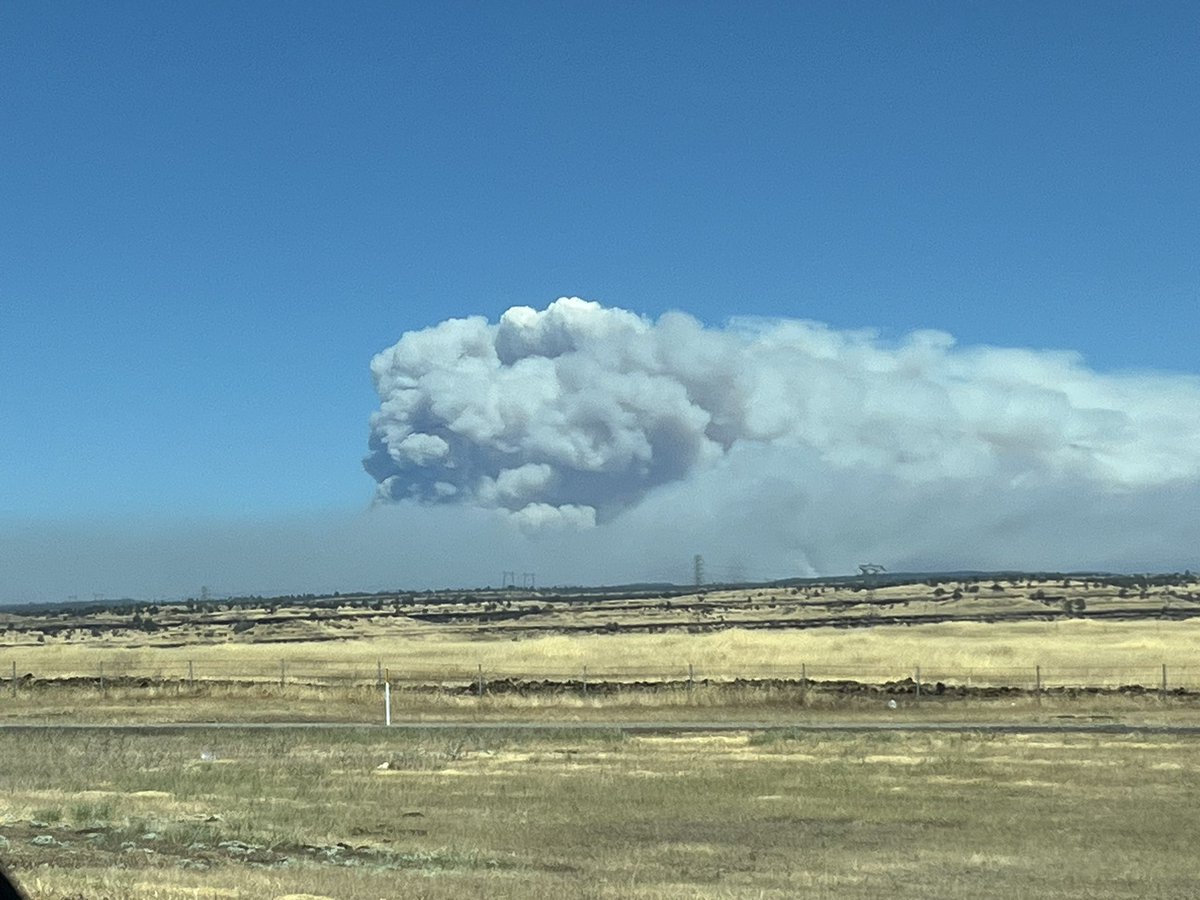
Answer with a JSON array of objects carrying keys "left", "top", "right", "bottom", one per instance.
[
  {"left": 3, "top": 298, "right": 1197, "bottom": 605},
  {"left": 364, "top": 298, "right": 1200, "bottom": 564}
]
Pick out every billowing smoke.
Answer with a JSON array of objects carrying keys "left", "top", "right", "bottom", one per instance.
[{"left": 364, "top": 298, "right": 1200, "bottom": 550}]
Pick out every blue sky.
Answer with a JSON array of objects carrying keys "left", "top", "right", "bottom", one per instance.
[{"left": 2, "top": 3, "right": 1198, "bottom": 600}]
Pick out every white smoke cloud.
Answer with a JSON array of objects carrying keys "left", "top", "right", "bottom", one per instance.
[{"left": 363, "top": 297, "right": 1200, "bottom": 565}]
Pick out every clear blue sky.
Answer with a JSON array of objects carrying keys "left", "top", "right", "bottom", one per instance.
[{"left": 2, "top": 3, "right": 1197, "bottom": 599}]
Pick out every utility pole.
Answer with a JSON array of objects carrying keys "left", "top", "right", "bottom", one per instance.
[{"left": 693, "top": 554, "right": 705, "bottom": 588}]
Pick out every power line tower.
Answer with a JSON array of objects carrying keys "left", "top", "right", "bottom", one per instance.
[
  {"left": 522, "top": 571, "right": 536, "bottom": 589},
  {"left": 501, "top": 571, "right": 516, "bottom": 589},
  {"left": 693, "top": 554, "right": 705, "bottom": 588},
  {"left": 857, "top": 564, "right": 885, "bottom": 601}
]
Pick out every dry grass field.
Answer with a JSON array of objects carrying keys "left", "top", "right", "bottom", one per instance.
[
  {"left": 3, "top": 575, "right": 1199, "bottom": 704},
  {"left": 3, "top": 574, "right": 1200, "bottom": 896},
  {"left": 3, "top": 726, "right": 1199, "bottom": 899},
  {"left": 7, "top": 679, "right": 1200, "bottom": 729},
  {"left": 8, "top": 616, "right": 1200, "bottom": 680}
]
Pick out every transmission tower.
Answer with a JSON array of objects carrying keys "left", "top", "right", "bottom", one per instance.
[
  {"left": 522, "top": 571, "right": 536, "bottom": 589},
  {"left": 693, "top": 554, "right": 705, "bottom": 588},
  {"left": 501, "top": 571, "right": 516, "bottom": 589}
]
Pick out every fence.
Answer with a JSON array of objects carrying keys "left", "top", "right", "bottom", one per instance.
[{"left": 2, "top": 657, "right": 1198, "bottom": 698}]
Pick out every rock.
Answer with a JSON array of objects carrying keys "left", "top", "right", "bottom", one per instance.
[
  {"left": 30, "top": 834, "right": 61, "bottom": 847},
  {"left": 217, "top": 839, "right": 257, "bottom": 854}
]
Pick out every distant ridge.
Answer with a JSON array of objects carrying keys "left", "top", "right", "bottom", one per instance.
[{"left": 1, "top": 569, "right": 1194, "bottom": 615}]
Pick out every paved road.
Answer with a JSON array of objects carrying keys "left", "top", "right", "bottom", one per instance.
[{"left": 2, "top": 720, "right": 1200, "bottom": 735}]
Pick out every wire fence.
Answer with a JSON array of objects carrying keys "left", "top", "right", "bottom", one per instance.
[{"left": 1, "top": 657, "right": 1197, "bottom": 695}]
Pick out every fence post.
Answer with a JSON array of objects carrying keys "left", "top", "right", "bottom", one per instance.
[
  {"left": 384, "top": 667, "right": 392, "bottom": 727},
  {"left": 914, "top": 666, "right": 921, "bottom": 701},
  {"left": 188, "top": 660, "right": 194, "bottom": 689},
  {"left": 688, "top": 662, "right": 695, "bottom": 693},
  {"left": 376, "top": 659, "right": 383, "bottom": 689},
  {"left": 1035, "top": 665, "right": 1041, "bottom": 706},
  {"left": 800, "top": 663, "right": 808, "bottom": 704},
  {"left": 99, "top": 661, "right": 104, "bottom": 694},
  {"left": 582, "top": 665, "right": 588, "bottom": 696},
  {"left": 10, "top": 661, "right": 15, "bottom": 697},
  {"left": 280, "top": 659, "right": 286, "bottom": 688},
  {"left": 1161, "top": 663, "right": 1168, "bottom": 701},
  {"left": 477, "top": 664, "right": 484, "bottom": 697}
]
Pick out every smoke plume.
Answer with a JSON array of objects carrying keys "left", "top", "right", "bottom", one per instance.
[{"left": 364, "top": 298, "right": 1200, "bottom": 549}]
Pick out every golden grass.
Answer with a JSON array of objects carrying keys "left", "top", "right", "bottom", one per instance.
[
  {"left": 5, "top": 727, "right": 1200, "bottom": 899},
  {"left": 5, "top": 618, "right": 1200, "bottom": 685},
  {"left": 6, "top": 582, "right": 1200, "bottom": 897},
  {"left": 4, "top": 676, "right": 1200, "bottom": 727},
  {"left": 5, "top": 581, "right": 1200, "bottom": 728}
]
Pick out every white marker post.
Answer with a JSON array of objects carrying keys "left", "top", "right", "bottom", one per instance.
[{"left": 384, "top": 667, "right": 392, "bottom": 727}]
